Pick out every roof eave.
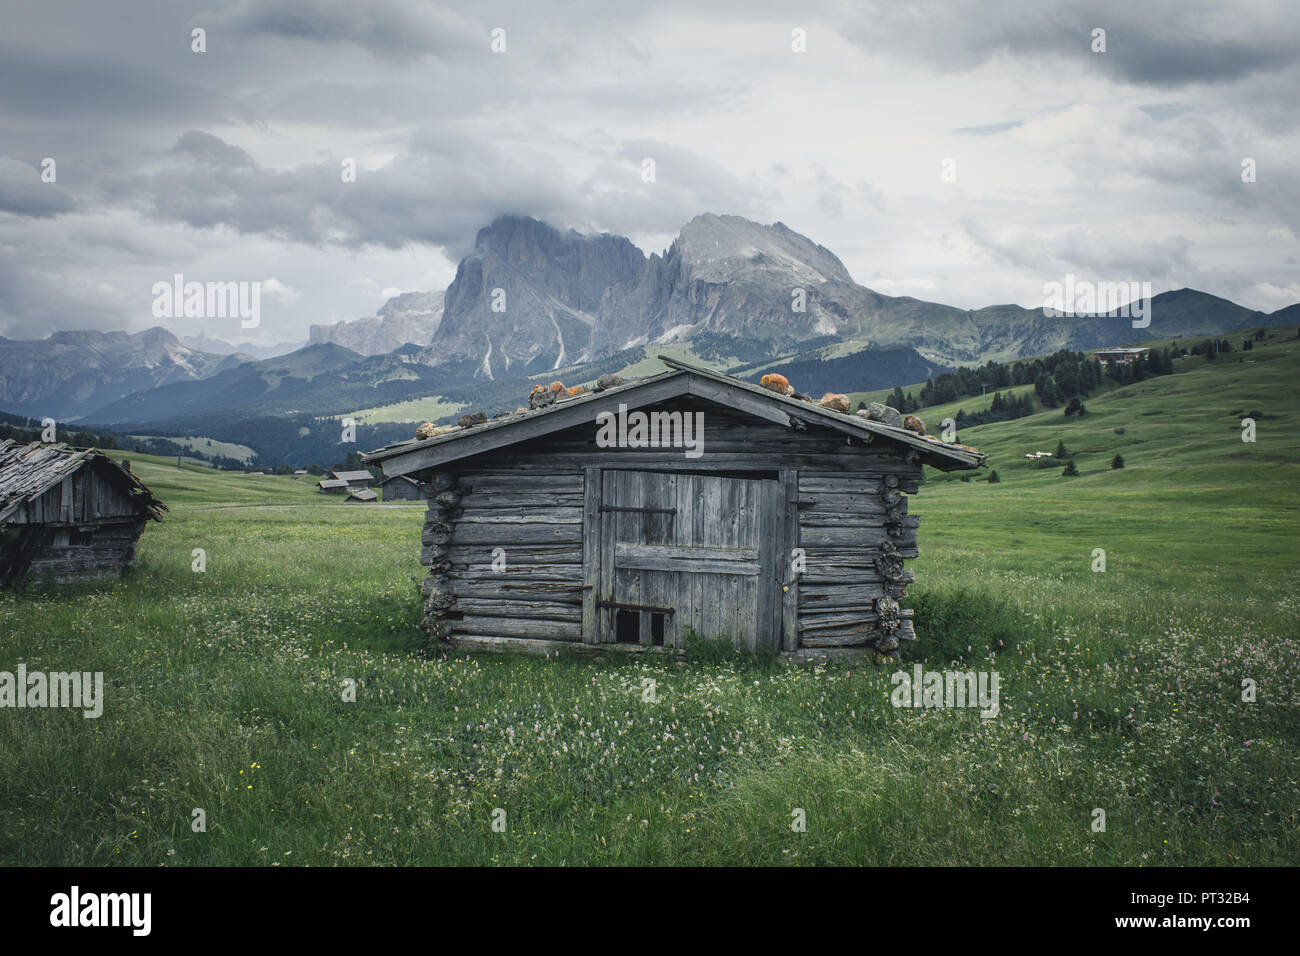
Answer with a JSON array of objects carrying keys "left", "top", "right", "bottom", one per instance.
[{"left": 362, "top": 363, "right": 984, "bottom": 473}]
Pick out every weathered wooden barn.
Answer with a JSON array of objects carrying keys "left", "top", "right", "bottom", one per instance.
[
  {"left": 333, "top": 469, "right": 375, "bottom": 489},
  {"left": 381, "top": 475, "right": 421, "bottom": 501},
  {"left": 0, "top": 441, "right": 166, "bottom": 583},
  {"left": 363, "top": 358, "right": 983, "bottom": 659}
]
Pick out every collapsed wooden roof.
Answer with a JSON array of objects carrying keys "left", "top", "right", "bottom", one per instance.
[
  {"left": 0, "top": 440, "right": 167, "bottom": 524},
  {"left": 364, "top": 356, "right": 985, "bottom": 476}
]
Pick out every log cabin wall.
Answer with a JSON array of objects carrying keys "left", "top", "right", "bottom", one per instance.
[
  {"left": 795, "top": 470, "right": 920, "bottom": 652},
  {"left": 411, "top": 396, "right": 924, "bottom": 656},
  {"left": 19, "top": 518, "right": 149, "bottom": 582},
  {"left": 2, "top": 464, "right": 154, "bottom": 582}
]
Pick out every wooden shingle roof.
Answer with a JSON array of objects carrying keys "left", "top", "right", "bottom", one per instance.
[
  {"left": 0, "top": 440, "right": 166, "bottom": 524},
  {"left": 364, "top": 356, "right": 985, "bottom": 475}
]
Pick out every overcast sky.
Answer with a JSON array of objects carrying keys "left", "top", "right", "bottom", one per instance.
[{"left": 2, "top": 0, "right": 1297, "bottom": 345}]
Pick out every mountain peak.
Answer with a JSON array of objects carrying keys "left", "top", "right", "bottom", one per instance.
[{"left": 673, "top": 214, "right": 854, "bottom": 286}]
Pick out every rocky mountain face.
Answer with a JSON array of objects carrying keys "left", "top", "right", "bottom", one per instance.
[
  {"left": 0, "top": 327, "right": 234, "bottom": 421},
  {"left": 418, "top": 216, "right": 647, "bottom": 376},
  {"left": 309, "top": 291, "right": 445, "bottom": 355},
  {"left": 415, "top": 213, "right": 889, "bottom": 375},
  {"left": 416, "top": 214, "right": 1278, "bottom": 374},
  {"left": 592, "top": 214, "right": 886, "bottom": 353}
]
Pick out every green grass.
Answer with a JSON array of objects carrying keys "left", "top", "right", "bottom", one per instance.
[
  {"left": 597, "top": 343, "right": 745, "bottom": 382},
  {"left": 346, "top": 395, "right": 468, "bottom": 425},
  {"left": 126, "top": 435, "right": 258, "bottom": 464},
  {"left": 1, "top": 338, "right": 1297, "bottom": 865}
]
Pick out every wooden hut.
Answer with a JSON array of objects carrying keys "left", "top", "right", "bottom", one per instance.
[
  {"left": 0, "top": 441, "right": 166, "bottom": 583},
  {"left": 317, "top": 478, "right": 348, "bottom": 494},
  {"left": 363, "top": 357, "right": 983, "bottom": 659},
  {"left": 333, "top": 469, "right": 375, "bottom": 489},
  {"left": 381, "top": 475, "right": 421, "bottom": 501}
]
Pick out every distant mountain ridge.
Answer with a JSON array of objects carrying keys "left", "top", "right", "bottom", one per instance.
[
  {"left": 412, "top": 214, "right": 1284, "bottom": 376},
  {"left": 0, "top": 213, "right": 1292, "bottom": 428},
  {"left": 0, "top": 327, "right": 237, "bottom": 421},
  {"left": 178, "top": 333, "right": 304, "bottom": 361},
  {"left": 309, "top": 290, "right": 445, "bottom": 355}
]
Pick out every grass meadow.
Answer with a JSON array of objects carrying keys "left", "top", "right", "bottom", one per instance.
[{"left": 1, "top": 333, "right": 1297, "bottom": 865}]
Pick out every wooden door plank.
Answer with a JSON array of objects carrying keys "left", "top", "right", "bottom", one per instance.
[
  {"left": 780, "top": 468, "right": 799, "bottom": 652},
  {"left": 581, "top": 466, "right": 601, "bottom": 644}
]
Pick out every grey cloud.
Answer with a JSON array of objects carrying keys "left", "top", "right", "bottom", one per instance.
[
  {"left": 961, "top": 217, "right": 1196, "bottom": 281},
  {"left": 0, "top": 157, "right": 76, "bottom": 218},
  {"left": 955, "top": 121, "right": 1022, "bottom": 135},
  {"left": 123, "top": 130, "right": 583, "bottom": 255},
  {"left": 837, "top": 0, "right": 1300, "bottom": 88},
  {"left": 220, "top": 0, "right": 484, "bottom": 59},
  {"left": 117, "top": 130, "right": 767, "bottom": 260},
  {"left": 0, "top": 0, "right": 1294, "bottom": 340},
  {"left": 172, "top": 130, "right": 256, "bottom": 167},
  {"left": 1138, "top": 103, "right": 1192, "bottom": 122}
]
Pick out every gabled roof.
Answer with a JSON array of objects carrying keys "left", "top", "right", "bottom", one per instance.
[
  {"left": 332, "top": 470, "right": 374, "bottom": 482},
  {"left": 346, "top": 488, "right": 379, "bottom": 502},
  {"left": 0, "top": 440, "right": 166, "bottom": 523},
  {"left": 317, "top": 478, "right": 348, "bottom": 489},
  {"left": 363, "top": 356, "right": 985, "bottom": 475}
]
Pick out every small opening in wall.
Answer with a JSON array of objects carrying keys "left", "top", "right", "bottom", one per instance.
[
  {"left": 650, "top": 613, "right": 665, "bottom": 647},
  {"left": 615, "top": 610, "right": 640, "bottom": 644}
]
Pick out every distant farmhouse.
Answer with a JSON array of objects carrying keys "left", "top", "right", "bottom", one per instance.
[
  {"left": 381, "top": 475, "right": 421, "bottom": 501},
  {"left": 1094, "top": 347, "right": 1150, "bottom": 366},
  {"left": 333, "top": 470, "right": 375, "bottom": 489},
  {"left": 0, "top": 441, "right": 165, "bottom": 583},
  {"left": 318, "top": 469, "right": 374, "bottom": 494}
]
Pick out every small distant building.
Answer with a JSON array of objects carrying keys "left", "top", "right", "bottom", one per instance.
[
  {"left": 0, "top": 441, "right": 166, "bottom": 583},
  {"left": 346, "top": 488, "right": 379, "bottom": 503},
  {"left": 293, "top": 469, "right": 308, "bottom": 478},
  {"left": 1094, "top": 347, "right": 1150, "bottom": 366},
  {"left": 332, "top": 469, "right": 375, "bottom": 489},
  {"left": 317, "top": 478, "right": 349, "bottom": 494},
  {"left": 381, "top": 475, "right": 421, "bottom": 501}
]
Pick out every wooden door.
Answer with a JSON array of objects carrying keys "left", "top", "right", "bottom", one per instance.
[{"left": 596, "top": 470, "right": 779, "bottom": 651}]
